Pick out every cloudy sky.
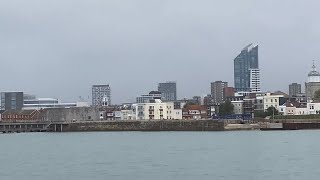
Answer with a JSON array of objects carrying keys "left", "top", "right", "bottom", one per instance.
[{"left": 0, "top": 0, "right": 319, "bottom": 104}]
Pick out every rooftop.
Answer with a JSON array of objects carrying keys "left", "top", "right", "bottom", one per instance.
[
  {"left": 242, "top": 43, "right": 258, "bottom": 52},
  {"left": 308, "top": 61, "right": 320, "bottom": 77}
]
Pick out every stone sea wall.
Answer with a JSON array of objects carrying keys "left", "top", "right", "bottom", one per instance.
[{"left": 62, "top": 120, "right": 225, "bottom": 132}]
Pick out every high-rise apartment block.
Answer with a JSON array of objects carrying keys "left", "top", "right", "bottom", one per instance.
[
  {"left": 234, "top": 44, "right": 259, "bottom": 92},
  {"left": 249, "top": 68, "right": 261, "bottom": 92},
  {"left": 92, "top": 85, "right": 111, "bottom": 107},
  {"left": 289, "top": 83, "right": 302, "bottom": 96},
  {"left": 158, "top": 82, "right": 177, "bottom": 101},
  {"left": 211, "top": 81, "right": 228, "bottom": 104}
]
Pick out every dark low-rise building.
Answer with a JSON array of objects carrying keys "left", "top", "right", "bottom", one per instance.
[{"left": 1, "top": 92, "right": 24, "bottom": 110}]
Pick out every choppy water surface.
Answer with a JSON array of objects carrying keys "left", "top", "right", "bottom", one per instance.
[{"left": 1, "top": 131, "right": 320, "bottom": 180}]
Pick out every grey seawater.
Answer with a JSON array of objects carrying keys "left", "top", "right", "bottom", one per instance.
[{"left": 1, "top": 131, "right": 320, "bottom": 180}]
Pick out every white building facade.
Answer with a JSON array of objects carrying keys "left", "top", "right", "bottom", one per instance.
[
  {"left": 263, "top": 93, "right": 284, "bottom": 111},
  {"left": 249, "top": 68, "right": 261, "bottom": 92},
  {"left": 135, "top": 100, "right": 182, "bottom": 120}
]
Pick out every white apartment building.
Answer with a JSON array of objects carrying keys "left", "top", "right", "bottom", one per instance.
[
  {"left": 263, "top": 93, "right": 284, "bottom": 111},
  {"left": 135, "top": 100, "right": 183, "bottom": 120},
  {"left": 166, "top": 102, "right": 182, "bottom": 120},
  {"left": 249, "top": 68, "right": 261, "bottom": 92},
  {"left": 136, "top": 99, "right": 168, "bottom": 120}
]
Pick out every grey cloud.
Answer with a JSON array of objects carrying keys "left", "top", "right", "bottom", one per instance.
[{"left": 0, "top": 0, "right": 319, "bottom": 103}]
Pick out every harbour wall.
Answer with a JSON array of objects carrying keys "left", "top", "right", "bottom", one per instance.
[{"left": 60, "top": 120, "right": 225, "bottom": 132}]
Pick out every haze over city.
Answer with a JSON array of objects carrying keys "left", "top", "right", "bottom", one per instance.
[{"left": 1, "top": 0, "right": 319, "bottom": 104}]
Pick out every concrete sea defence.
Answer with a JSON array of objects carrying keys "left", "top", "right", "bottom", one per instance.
[
  {"left": 5, "top": 119, "right": 320, "bottom": 133},
  {"left": 61, "top": 120, "right": 226, "bottom": 132}
]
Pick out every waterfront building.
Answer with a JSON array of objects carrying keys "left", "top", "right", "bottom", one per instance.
[
  {"left": 305, "top": 63, "right": 320, "bottom": 100},
  {"left": 1, "top": 92, "right": 24, "bottom": 110},
  {"left": 23, "top": 98, "right": 89, "bottom": 110},
  {"left": 279, "top": 101, "right": 308, "bottom": 116},
  {"left": 136, "top": 91, "right": 162, "bottom": 103},
  {"left": 120, "top": 109, "right": 136, "bottom": 121},
  {"left": 211, "top": 81, "right": 228, "bottom": 104},
  {"left": 289, "top": 83, "right": 302, "bottom": 96},
  {"left": 136, "top": 99, "right": 168, "bottom": 120},
  {"left": 262, "top": 93, "right": 285, "bottom": 111},
  {"left": 134, "top": 100, "right": 183, "bottom": 120},
  {"left": 234, "top": 44, "right": 259, "bottom": 92},
  {"left": 158, "top": 82, "right": 177, "bottom": 101},
  {"left": 92, "top": 85, "right": 111, "bottom": 107},
  {"left": 1, "top": 110, "right": 40, "bottom": 122},
  {"left": 166, "top": 102, "right": 182, "bottom": 120},
  {"left": 182, "top": 105, "right": 208, "bottom": 120}
]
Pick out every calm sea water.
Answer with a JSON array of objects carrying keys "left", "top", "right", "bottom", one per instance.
[{"left": 1, "top": 131, "right": 320, "bottom": 180}]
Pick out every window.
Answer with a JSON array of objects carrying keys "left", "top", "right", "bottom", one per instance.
[
  {"left": 271, "top": 99, "right": 273, "bottom": 103},
  {"left": 275, "top": 99, "right": 278, "bottom": 102}
]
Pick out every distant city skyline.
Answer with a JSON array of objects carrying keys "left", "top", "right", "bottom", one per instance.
[{"left": 1, "top": 0, "right": 319, "bottom": 103}]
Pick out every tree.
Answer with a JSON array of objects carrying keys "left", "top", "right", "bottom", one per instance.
[
  {"left": 265, "top": 107, "right": 279, "bottom": 117},
  {"left": 314, "top": 89, "right": 320, "bottom": 100},
  {"left": 183, "top": 101, "right": 197, "bottom": 108},
  {"left": 219, "top": 101, "right": 234, "bottom": 116},
  {"left": 254, "top": 111, "right": 266, "bottom": 118}
]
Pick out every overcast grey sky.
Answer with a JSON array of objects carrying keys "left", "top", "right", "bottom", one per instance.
[{"left": 0, "top": 0, "right": 319, "bottom": 104}]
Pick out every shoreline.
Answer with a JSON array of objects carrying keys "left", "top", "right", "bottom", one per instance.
[{"left": 1, "top": 120, "right": 320, "bottom": 133}]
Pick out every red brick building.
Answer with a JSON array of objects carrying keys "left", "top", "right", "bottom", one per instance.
[
  {"left": 223, "top": 87, "right": 235, "bottom": 99},
  {"left": 1, "top": 110, "right": 40, "bottom": 122}
]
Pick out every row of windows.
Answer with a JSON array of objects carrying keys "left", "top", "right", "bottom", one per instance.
[
  {"left": 265, "top": 99, "right": 278, "bottom": 103},
  {"left": 266, "top": 105, "right": 278, "bottom": 108}
]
